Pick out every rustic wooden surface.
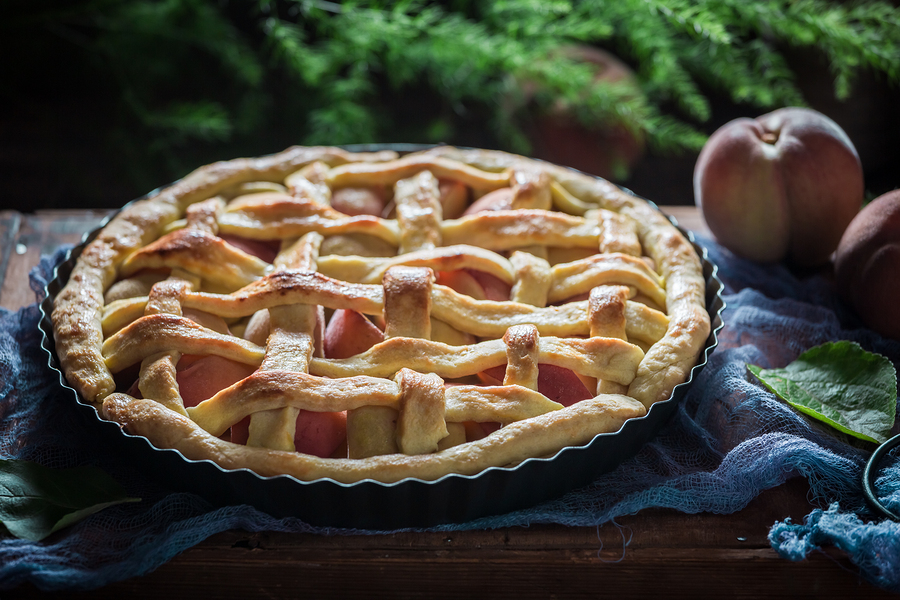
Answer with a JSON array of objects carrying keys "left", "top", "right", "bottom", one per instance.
[{"left": 0, "top": 208, "right": 892, "bottom": 598}]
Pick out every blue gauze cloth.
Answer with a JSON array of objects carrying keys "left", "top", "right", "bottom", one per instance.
[{"left": 1, "top": 236, "right": 898, "bottom": 592}]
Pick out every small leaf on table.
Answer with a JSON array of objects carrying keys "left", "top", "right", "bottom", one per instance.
[
  {"left": 0, "top": 459, "right": 140, "bottom": 542},
  {"left": 748, "top": 341, "right": 898, "bottom": 444}
]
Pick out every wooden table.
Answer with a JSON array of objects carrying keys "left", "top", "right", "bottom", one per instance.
[{"left": 1, "top": 208, "right": 891, "bottom": 599}]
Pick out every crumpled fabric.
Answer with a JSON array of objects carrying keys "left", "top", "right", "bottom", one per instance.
[
  {"left": 0, "top": 235, "right": 898, "bottom": 592},
  {"left": 770, "top": 502, "right": 900, "bottom": 592}
]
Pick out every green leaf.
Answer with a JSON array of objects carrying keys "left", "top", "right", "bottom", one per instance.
[
  {"left": 0, "top": 459, "right": 140, "bottom": 542},
  {"left": 748, "top": 341, "right": 898, "bottom": 444}
]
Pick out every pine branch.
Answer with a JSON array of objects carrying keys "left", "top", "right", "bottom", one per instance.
[{"left": 712, "top": 0, "right": 900, "bottom": 98}]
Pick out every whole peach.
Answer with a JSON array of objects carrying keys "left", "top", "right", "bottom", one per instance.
[
  {"left": 694, "top": 108, "right": 864, "bottom": 266},
  {"left": 516, "top": 45, "right": 645, "bottom": 180},
  {"left": 834, "top": 189, "right": 900, "bottom": 340}
]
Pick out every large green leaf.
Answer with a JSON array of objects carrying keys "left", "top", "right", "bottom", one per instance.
[
  {"left": 748, "top": 341, "right": 898, "bottom": 444},
  {"left": 0, "top": 459, "right": 140, "bottom": 542}
]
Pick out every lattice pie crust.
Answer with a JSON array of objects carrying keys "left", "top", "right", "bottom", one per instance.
[{"left": 51, "top": 146, "right": 710, "bottom": 484}]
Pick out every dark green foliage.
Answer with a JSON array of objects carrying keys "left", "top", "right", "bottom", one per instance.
[{"left": 4, "top": 0, "right": 899, "bottom": 191}]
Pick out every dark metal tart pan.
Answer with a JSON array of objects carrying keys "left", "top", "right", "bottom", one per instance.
[{"left": 39, "top": 145, "right": 724, "bottom": 529}]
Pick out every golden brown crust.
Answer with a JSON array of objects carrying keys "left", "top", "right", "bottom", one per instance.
[
  {"left": 53, "top": 146, "right": 398, "bottom": 402},
  {"left": 101, "top": 392, "right": 646, "bottom": 483},
  {"left": 422, "top": 146, "right": 711, "bottom": 409},
  {"left": 53, "top": 144, "right": 709, "bottom": 483}
]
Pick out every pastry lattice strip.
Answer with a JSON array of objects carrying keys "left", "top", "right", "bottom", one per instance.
[
  {"left": 133, "top": 197, "right": 226, "bottom": 417},
  {"left": 246, "top": 231, "right": 322, "bottom": 452},
  {"left": 104, "top": 318, "right": 643, "bottom": 385},
  {"left": 101, "top": 271, "right": 668, "bottom": 349},
  {"left": 213, "top": 195, "right": 637, "bottom": 254}
]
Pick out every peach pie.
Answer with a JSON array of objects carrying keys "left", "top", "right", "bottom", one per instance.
[{"left": 51, "top": 146, "right": 710, "bottom": 484}]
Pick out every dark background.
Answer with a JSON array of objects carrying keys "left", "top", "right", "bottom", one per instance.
[{"left": 1, "top": 9, "right": 898, "bottom": 214}]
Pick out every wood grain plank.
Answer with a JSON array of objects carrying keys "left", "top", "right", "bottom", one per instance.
[
  {"left": 0, "top": 211, "right": 23, "bottom": 310},
  {"left": 0, "top": 210, "right": 108, "bottom": 311},
  {"left": 16, "top": 548, "right": 875, "bottom": 600},
  {"left": 661, "top": 204, "right": 710, "bottom": 238},
  {"left": 10, "top": 480, "right": 892, "bottom": 599}
]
